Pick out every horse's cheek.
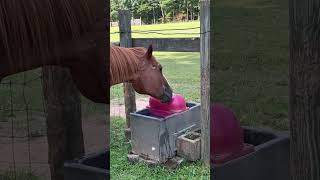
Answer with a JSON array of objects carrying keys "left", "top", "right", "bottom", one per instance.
[{"left": 132, "top": 81, "right": 143, "bottom": 94}]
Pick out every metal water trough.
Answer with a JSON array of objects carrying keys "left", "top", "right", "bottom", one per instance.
[
  {"left": 130, "top": 103, "right": 201, "bottom": 163},
  {"left": 211, "top": 127, "right": 290, "bottom": 180},
  {"left": 64, "top": 150, "right": 109, "bottom": 180}
]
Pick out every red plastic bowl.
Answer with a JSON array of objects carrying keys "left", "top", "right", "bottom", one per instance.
[{"left": 147, "top": 94, "right": 188, "bottom": 117}]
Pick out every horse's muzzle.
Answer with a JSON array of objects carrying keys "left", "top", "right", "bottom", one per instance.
[{"left": 160, "top": 86, "right": 173, "bottom": 103}]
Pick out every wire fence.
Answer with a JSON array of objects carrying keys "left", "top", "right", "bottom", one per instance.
[
  {"left": 0, "top": 68, "right": 107, "bottom": 179},
  {"left": 0, "top": 70, "right": 48, "bottom": 179}
]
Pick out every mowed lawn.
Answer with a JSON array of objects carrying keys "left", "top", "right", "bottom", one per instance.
[
  {"left": 212, "top": 0, "right": 289, "bottom": 130},
  {"left": 110, "top": 22, "right": 211, "bottom": 179},
  {"left": 111, "top": 21, "right": 200, "bottom": 42}
]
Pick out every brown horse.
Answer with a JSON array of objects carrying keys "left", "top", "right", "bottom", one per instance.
[
  {"left": 0, "top": 0, "right": 108, "bottom": 104},
  {"left": 110, "top": 44, "right": 173, "bottom": 103}
]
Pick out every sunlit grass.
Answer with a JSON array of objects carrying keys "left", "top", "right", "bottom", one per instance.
[{"left": 111, "top": 21, "right": 200, "bottom": 42}]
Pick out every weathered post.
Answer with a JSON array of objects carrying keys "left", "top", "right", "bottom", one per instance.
[
  {"left": 42, "top": 67, "right": 83, "bottom": 180},
  {"left": 289, "top": 1, "right": 320, "bottom": 179},
  {"left": 200, "top": 0, "right": 211, "bottom": 166},
  {"left": 119, "top": 10, "right": 137, "bottom": 141}
]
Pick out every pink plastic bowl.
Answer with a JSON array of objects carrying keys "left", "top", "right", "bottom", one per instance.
[
  {"left": 147, "top": 94, "right": 188, "bottom": 117},
  {"left": 210, "top": 103, "right": 254, "bottom": 164},
  {"left": 210, "top": 103, "right": 244, "bottom": 155}
]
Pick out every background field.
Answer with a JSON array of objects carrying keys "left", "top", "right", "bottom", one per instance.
[{"left": 211, "top": 0, "right": 288, "bottom": 130}]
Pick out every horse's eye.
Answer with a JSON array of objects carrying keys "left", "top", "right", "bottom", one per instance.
[{"left": 160, "top": 66, "right": 163, "bottom": 72}]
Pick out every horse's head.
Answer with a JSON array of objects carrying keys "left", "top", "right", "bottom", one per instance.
[{"left": 131, "top": 45, "right": 173, "bottom": 103}]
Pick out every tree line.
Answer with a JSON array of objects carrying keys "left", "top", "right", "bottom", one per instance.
[{"left": 111, "top": 0, "right": 200, "bottom": 24}]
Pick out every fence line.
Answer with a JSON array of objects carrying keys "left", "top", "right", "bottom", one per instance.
[{"left": 110, "top": 26, "right": 204, "bottom": 35}]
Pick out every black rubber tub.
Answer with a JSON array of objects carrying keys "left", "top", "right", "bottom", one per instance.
[
  {"left": 64, "top": 150, "right": 109, "bottom": 180},
  {"left": 211, "top": 127, "right": 290, "bottom": 180}
]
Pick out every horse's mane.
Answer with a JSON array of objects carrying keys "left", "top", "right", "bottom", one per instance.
[
  {"left": 0, "top": 0, "right": 96, "bottom": 62},
  {"left": 110, "top": 45, "right": 147, "bottom": 85}
]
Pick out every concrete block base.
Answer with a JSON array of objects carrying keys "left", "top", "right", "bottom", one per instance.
[{"left": 177, "top": 132, "right": 201, "bottom": 161}]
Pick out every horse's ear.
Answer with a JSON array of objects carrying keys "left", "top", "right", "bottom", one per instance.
[{"left": 146, "top": 44, "right": 153, "bottom": 59}]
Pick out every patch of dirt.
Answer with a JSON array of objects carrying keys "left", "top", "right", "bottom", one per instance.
[{"left": 110, "top": 97, "right": 149, "bottom": 118}]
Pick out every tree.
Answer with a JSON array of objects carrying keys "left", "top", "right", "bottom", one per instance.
[
  {"left": 111, "top": 0, "right": 125, "bottom": 21},
  {"left": 289, "top": 1, "right": 320, "bottom": 180},
  {"left": 110, "top": 0, "right": 200, "bottom": 23},
  {"left": 135, "top": 1, "right": 153, "bottom": 23},
  {"left": 189, "top": 0, "right": 200, "bottom": 20},
  {"left": 158, "top": 0, "right": 166, "bottom": 23},
  {"left": 149, "top": 0, "right": 159, "bottom": 24}
]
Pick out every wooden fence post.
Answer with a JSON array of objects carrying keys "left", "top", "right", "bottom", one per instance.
[
  {"left": 289, "top": 1, "right": 320, "bottom": 179},
  {"left": 119, "top": 10, "right": 136, "bottom": 141},
  {"left": 42, "top": 66, "right": 84, "bottom": 180},
  {"left": 200, "top": 0, "right": 211, "bottom": 166}
]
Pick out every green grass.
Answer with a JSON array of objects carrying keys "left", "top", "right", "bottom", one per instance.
[
  {"left": 110, "top": 117, "right": 209, "bottom": 180},
  {"left": 212, "top": 0, "right": 289, "bottom": 130},
  {"left": 111, "top": 21, "right": 200, "bottom": 43}
]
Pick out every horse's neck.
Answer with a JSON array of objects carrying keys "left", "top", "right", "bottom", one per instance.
[{"left": 110, "top": 46, "right": 142, "bottom": 86}]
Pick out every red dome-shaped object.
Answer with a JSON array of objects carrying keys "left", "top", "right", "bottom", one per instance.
[
  {"left": 210, "top": 103, "right": 254, "bottom": 165},
  {"left": 147, "top": 94, "right": 188, "bottom": 117}
]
